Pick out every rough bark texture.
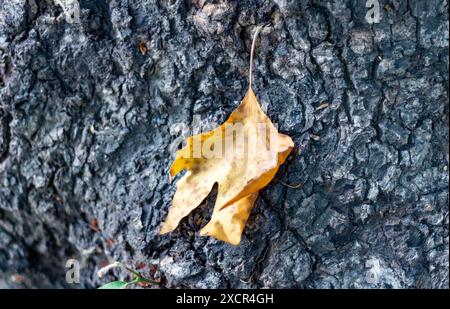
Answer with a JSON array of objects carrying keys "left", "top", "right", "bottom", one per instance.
[{"left": 0, "top": 0, "right": 448, "bottom": 288}]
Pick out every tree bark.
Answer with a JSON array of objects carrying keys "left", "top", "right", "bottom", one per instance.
[{"left": 0, "top": 0, "right": 448, "bottom": 288}]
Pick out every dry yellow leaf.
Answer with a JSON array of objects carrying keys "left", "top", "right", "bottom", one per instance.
[{"left": 160, "top": 26, "right": 294, "bottom": 245}]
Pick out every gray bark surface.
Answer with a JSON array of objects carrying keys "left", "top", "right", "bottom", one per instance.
[{"left": 0, "top": 0, "right": 448, "bottom": 288}]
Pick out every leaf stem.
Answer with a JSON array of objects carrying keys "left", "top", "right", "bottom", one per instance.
[{"left": 249, "top": 25, "right": 264, "bottom": 90}]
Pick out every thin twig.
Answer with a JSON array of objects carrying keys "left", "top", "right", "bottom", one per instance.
[{"left": 276, "top": 179, "right": 302, "bottom": 189}]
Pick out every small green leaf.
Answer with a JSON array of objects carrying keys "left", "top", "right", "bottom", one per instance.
[{"left": 98, "top": 281, "right": 129, "bottom": 289}]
